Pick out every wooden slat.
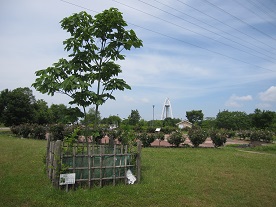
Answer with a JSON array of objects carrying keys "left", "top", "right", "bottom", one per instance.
[{"left": 47, "top": 141, "right": 140, "bottom": 189}]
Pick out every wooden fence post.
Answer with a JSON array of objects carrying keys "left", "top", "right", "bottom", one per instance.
[
  {"left": 46, "top": 136, "right": 50, "bottom": 174},
  {"left": 53, "top": 140, "right": 62, "bottom": 188},
  {"left": 136, "top": 141, "right": 142, "bottom": 183}
]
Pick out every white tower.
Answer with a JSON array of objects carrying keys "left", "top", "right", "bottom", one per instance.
[{"left": 161, "top": 98, "right": 173, "bottom": 120}]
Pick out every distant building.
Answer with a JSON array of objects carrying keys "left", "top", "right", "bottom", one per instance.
[
  {"left": 176, "top": 120, "right": 193, "bottom": 129},
  {"left": 161, "top": 98, "right": 173, "bottom": 120}
]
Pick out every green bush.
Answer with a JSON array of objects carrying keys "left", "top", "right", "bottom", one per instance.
[
  {"left": 118, "top": 129, "right": 136, "bottom": 146},
  {"left": 161, "top": 126, "right": 176, "bottom": 134},
  {"left": 20, "top": 123, "right": 32, "bottom": 138},
  {"left": 167, "top": 131, "right": 185, "bottom": 147},
  {"left": 31, "top": 124, "right": 46, "bottom": 140},
  {"left": 63, "top": 125, "right": 82, "bottom": 139},
  {"left": 226, "top": 130, "right": 236, "bottom": 138},
  {"left": 10, "top": 125, "right": 21, "bottom": 136},
  {"left": 49, "top": 124, "right": 65, "bottom": 141},
  {"left": 237, "top": 130, "right": 251, "bottom": 140},
  {"left": 155, "top": 132, "right": 165, "bottom": 141},
  {"left": 209, "top": 129, "right": 227, "bottom": 148},
  {"left": 138, "top": 132, "right": 155, "bottom": 148},
  {"left": 250, "top": 129, "right": 274, "bottom": 143},
  {"left": 188, "top": 127, "right": 208, "bottom": 147},
  {"left": 147, "top": 126, "right": 156, "bottom": 133}
]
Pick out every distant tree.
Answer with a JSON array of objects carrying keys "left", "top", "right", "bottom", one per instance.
[
  {"left": 0, "top": 87, "right": 35, "bottom": 126},
  {"left": 49, "top": 104, "right": 68, "bottom": 124},
  {"left": 201, "top": 117, "right": 216, "bottom": 130},
  {"left": 186, "top": 110, "right": 204, "bottom": 125},
  {"left": 128, "top": 109, "right": 141, "bottom": 125},
  {"left": 138, "top": 119, "right": 148, "bottom": 127},
  {"left": 0, "top": 89, "right": 9, "bottom": 124},
  {"left": 216, "top": 110, "right": 251, "bottom": 130},
  {"left": 250, "top": 109, "right": 276, "bottom": 129},
  {"left": 81, "top": 107, "right": 101, "bottom": 125},
  {"left": 33, "top": 99, "right": 50, "bottom": 125},
  {"left": 163, "top": 117, "right": 181, "bottom": 127},
  {"left": 151, "top": 120, "right": 163, "bottom": 127},
  {"left": 65, "top": 107, "right": 83, "bottom": 124},
  {"left": 32, "top": 8, "right": 142, "bottom": 128},
  {"left": 104, "top": 115, "right": 121, "bottom": 127}
]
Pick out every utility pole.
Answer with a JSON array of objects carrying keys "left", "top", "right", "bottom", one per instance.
[{"left": 152, "top": 105, "right": 155, "bottom": 126}]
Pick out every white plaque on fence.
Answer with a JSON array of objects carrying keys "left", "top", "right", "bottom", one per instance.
[{"left": 59, "top": 173, "right": 76, "bottom": 185}]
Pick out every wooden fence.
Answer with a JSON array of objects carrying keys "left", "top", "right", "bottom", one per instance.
[{"left": 46, "top": 139, "right": 141, "bottom": 189}]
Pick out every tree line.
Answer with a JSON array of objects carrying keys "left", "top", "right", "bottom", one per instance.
[
  {"left": 1, "top": 88, "right": 275, "bottom": 134},
  {"left": 0, "top": 87, "right": 83, "bottom": 126}
]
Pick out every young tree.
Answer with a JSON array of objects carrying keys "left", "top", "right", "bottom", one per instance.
[
  {"left": 188, "top": 126, "right": 208, "bottom": 147},
  {"left": 32, "top": 8, "right": 143, "bottom": 129},
  {"left": 186, "top": 110, "right": 204, "bottom": 125},
  {"left": 128, "top": 109, "right": 141, "bottom": 125},
  {"left": 209, "top": 129, "right": 227, "bottom": 148},
  {"left": 167, "top": 131, "right": 185, "bottom": 147}
]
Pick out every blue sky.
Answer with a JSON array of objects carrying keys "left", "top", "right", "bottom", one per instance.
[{"left": 1, "top": 0, "right": 276, "bottom": 120}]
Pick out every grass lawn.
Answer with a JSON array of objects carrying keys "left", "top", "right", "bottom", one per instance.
[{"left": 0, "top": 133, "right": 275, "bottom": 207}]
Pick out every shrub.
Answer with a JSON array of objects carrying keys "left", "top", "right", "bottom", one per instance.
[
  {"left": 63, "top": 125, "right": 82, "bottom": 139},
  {"left": 138, "top": 132, "right": 155, "bottom": 148},
  {"left": 155, "top": 132, "right": 165, "bottom": 146},
  {"left": 20, "top": 123, "right": 32, "bottom": 138},
  {"left": 10, "top": 125, "right": 21, "bottom": 136},
  {"left": 209, "top": 129, "right": 227, "bottom": 148},
  {"left": 147, "top": 126, "right": 156, "bottom": 133},
  {"left": 161, "top": 126, "right": 176, "bottom": 134},
  {"left": 237, "top": 130, "right": 251, "bottom": 140},
  {"left": 118, "top": 129, "right": 136, "bottom": 146},
  {"left": 49, "top": 124, "right": 65, "bottom": 141},
  {"left": 188, "top": 127, "right": 208, "bottom": 147},
  {"left": 250, "top": 129, "right": 274, "bottom": 143},
  {"left": 167, "top": 131, "right": 185, "bottom": 147},
  {"left": 31, "top": 124, "right": 46, "bottom": 140},
  {"left": 226, "top": 130, "right": 236, "bottom": 138}
]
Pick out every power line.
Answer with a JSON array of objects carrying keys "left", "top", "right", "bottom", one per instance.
[
  {"left": 175, "top": 0, "right": 276, "bottom": 52},
  {"left": 248, "top": 0, "right": 276, "bottom": 20},
  {"left": 128, "top": 22, "right": 274, "bottom": 72},
  {"left": 118, "top": 0, "right": 276, "bottom": 63},
  {"left": 233, "top": 0, "right": 276, "bottom": 30},
  {"left": 203, "top": 0, "right": 276, "bottom": 42},
  {"left": 59, "top": 0, "right": 275, "bottom": 72},
  {"left": 149, "top": 0, "right": 276, "bottom": 61},
  {"left": 59, "top": 0, "right": 98, "bottom": 14}
]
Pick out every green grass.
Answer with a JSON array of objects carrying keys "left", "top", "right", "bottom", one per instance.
[{"left": 1, "top": 134, "right": 276, "bottom": 207}]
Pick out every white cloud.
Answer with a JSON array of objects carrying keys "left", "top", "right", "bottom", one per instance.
[
  {"left": 259, "top": 86, "right": 276, "bottom": 102},
  {"left": 123, "top": 96, "right": 135, "bottom": 103},
  {"left": 141, "top": 98, "right": 150, "bottom": 103},
  {"left": 225, "top": 94, "right": 253, "bottom": 107},
  {"left": 256, "top": 103, "right": 272, "bottom": 109}
]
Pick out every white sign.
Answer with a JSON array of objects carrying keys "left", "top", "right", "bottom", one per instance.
[
  {"left": 59, "top": 173, "right": 76, "bottom": 185},
  {"left": 126, "top": 169, "right": 136, "bottom": 184}
]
